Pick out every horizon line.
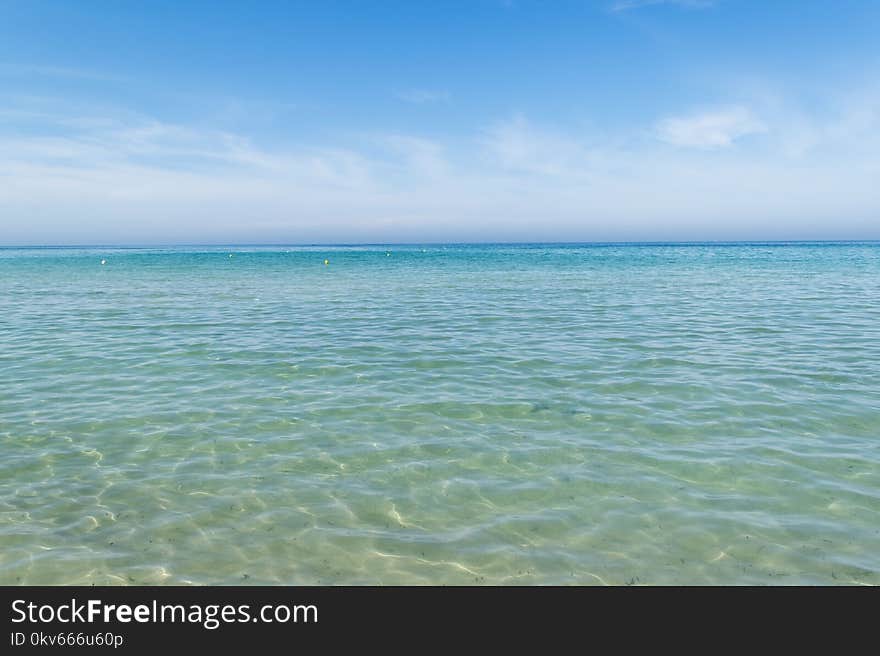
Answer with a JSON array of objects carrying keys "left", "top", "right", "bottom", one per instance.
[{"left": 2, "top": 239, "right": 880, "bottom": 249}]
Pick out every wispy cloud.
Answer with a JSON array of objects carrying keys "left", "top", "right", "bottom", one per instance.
[
  {"left": 655, "top": 106, "right": 766, "bottom": 148},
  {"left": 1, "top": 86, "right": 878, "bottom": 243},
  {"left": 610, "top": 0, "right": 716, "bottom": 12},
  {"left": 482, "top": 115, "right": 593, "bottom": 177},
  {"left": 379, "top": 135, "right": 449, "bottom": 177},
  {"left": 0, "top": 63, "right": 124, "bottom": 82},
  {"left": 395, "top": 89, "right": 450, "bottom": 104}
]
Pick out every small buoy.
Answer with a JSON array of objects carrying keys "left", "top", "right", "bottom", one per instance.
[
  {"left": 386, "top": 252, "right": 391, "bottom": 257},
  {"left": 324, "top": 259, "right": 329, "bottom": 265},
  {"left": 100, "top": 259, "right": 106, "bottom": 265}
]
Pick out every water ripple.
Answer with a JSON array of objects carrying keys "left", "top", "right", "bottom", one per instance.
[{"left": 1, "top": 243, "right": 879, "bottom": 584}]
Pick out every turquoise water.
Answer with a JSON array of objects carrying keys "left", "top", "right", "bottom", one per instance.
[{"left": 1, "top": 242, "right": 879, "bottom": 585}]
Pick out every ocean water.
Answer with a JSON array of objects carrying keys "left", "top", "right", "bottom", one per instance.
[{"left": 1, "top": 242, "right": 879, "bottom": 586}]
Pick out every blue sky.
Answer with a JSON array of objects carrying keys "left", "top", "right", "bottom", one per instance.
[{"left": 1, "top": 0, "right": 879, "bottom": 244}]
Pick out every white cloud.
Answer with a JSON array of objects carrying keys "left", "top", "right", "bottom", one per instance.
[{"left": 655, "top": 107, "right": 767, "bottom": 148}]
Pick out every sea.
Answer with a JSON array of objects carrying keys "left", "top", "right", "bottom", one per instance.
[{"left": 1, "top": 242, "right": 878, "bottom": 585}]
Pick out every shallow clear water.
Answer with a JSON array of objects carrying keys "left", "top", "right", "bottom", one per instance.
[{"left": 1, "top": 242, "right": 879, "bottom": 585}]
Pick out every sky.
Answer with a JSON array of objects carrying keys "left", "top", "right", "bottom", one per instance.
[{"left": 1, "top": 0, "right": 879, "bottom": 244}]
